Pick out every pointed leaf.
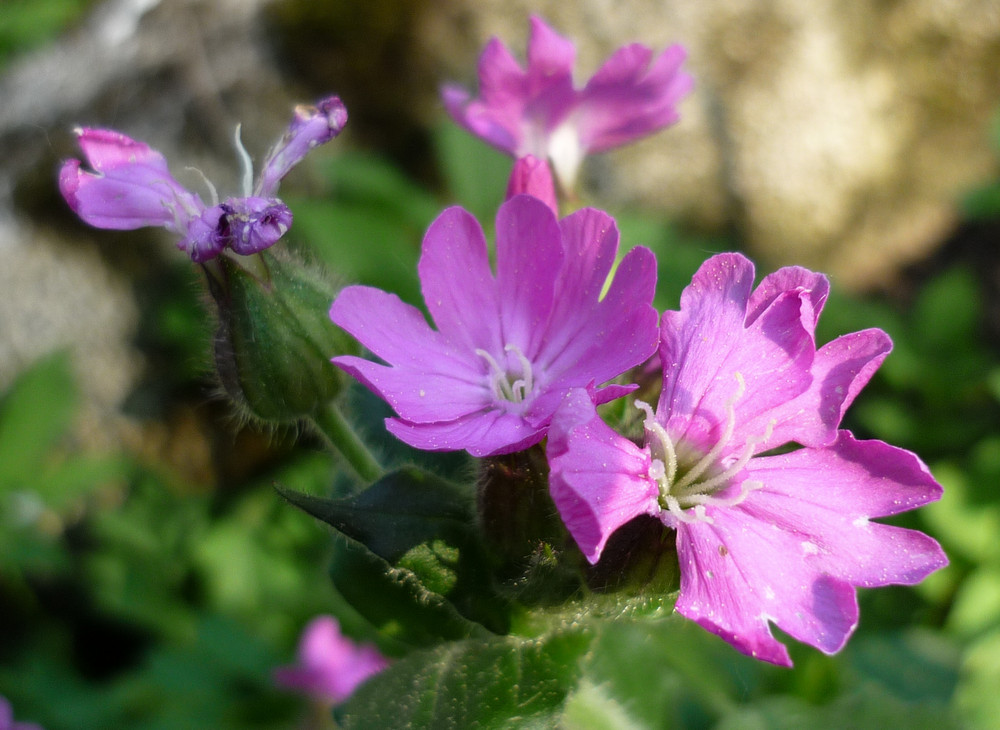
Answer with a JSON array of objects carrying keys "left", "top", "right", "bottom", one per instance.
[{"left": 277, "top": 467, "right": 510, "bottom": 635}]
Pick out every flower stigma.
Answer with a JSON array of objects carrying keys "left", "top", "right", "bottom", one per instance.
[
  {"left": 638, "top": 373, "right": 773, "bottom": 524},
  {"left": 475, "top": 344, "right": 535, "bottom": 405}
]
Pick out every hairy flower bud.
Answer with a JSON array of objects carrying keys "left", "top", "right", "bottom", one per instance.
[{"left": 209, "top": 249, "right": 357, "bottom": 423}]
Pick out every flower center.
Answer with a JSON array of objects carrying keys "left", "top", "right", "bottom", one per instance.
[
  {"left": 475, "top": 344, "right": 535, "bottom": 404},
  {"left": 638, "top": 373, "right": 774, "bottom": 524}
]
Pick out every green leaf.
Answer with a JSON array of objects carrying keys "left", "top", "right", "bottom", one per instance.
[
  {"left": 275, "top": 467, "right": 477, "bottom": 565},
  {"left": 0, "top": 350, "right": 77, "bottom": 487},
  {"left": 277, "top": 467, "right": 509, "bottom": 637},
  {"left": 339, "top": 628, "right": 594, "bottom": 729},
  {"left": 327, "top": 533, "right": 490, "bottom": 647}
]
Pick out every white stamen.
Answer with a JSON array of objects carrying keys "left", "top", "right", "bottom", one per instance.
[
  {"left": 674, "top": 372, "right": 746, "bottom": 493},
  {"left": 638, "top": 401, "right": 677, "bottom": 486},
  {"left": 475, "top": 345, "right": 535, "bottom": 404},
  {"left": 505, "top": 344, "right": 534, "bottom": 401},
  {"left": 639, "top": 372, "right": 775, "bottom": 525},
  {"left": 234, "top": 124, "right": 254, "bottom": 197},
  {"left": 184, "top": 167, "right": 219, "bottom": 207}
]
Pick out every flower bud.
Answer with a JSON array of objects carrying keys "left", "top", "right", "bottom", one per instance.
[
  {"left": 476, "top": 445, "right": 581, "bottom": 604},
  {"left": 209, "top": 248, "right": 357, "bottom": 423},
  {"left": 505, "top": 155, "right": 558, "bottom": 214}
]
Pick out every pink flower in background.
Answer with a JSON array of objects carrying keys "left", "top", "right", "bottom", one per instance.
[
  {"left": 273, "top": 616, "right": 388, "bottom": 706},
  {"left": 443, "top": 15, "right": 692, "bottom": 189},
  {"left": 59, "top": 96, "right": 347, "bottom": 262},
  {"left": 547, "top": 253, "right": 948, "bottom": 666},
  {"left": 330, "top": 194, "right": 658, "bottom": 457},
  {"left": 0, "top": 696, "right": 42, "bottom": 730}
]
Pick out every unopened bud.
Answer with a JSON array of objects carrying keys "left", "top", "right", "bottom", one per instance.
[
  {"left": 210, "top": 248, "right": 357, "bottom": 423},
  {"left": 505, "top": 155, "right": 558, "bottom": 214}
]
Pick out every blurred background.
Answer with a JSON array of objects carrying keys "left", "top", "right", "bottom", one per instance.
[{"left": 1, "top": 0, "right": 999, "bottom": 727}]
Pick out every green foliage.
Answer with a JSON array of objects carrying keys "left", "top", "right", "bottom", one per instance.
[
  {"left": 340, "top": 628, "right": 593, "bottom": 729},
  {"left": 277, "top": 467, "right": 509, "bottom": 641},
  {"left": 0, "top": 0, "right": 90, "bottom": 70}
]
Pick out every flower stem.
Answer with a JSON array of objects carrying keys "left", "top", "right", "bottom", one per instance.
[{"left": 311, "top": 402, "right": 383, "bottom": 484}]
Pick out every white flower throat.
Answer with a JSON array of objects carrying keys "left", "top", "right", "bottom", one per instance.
[
  {"left": 476, "top": 344, "right": 535, "bottom": 404},
  {"left": 639, "top": 373, "right": 774, "bottom": 524}
]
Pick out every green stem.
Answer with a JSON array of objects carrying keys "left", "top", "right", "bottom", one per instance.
[{"left": 311, "top": 402, "right": 383, "bottom": 484}]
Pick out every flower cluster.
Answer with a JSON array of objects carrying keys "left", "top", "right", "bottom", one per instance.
[
  {"left": 328, "top": 17, "right": 947, "bottom": 665},
  {"left": 60, "top": 96, "right": 347, "bottom": 262},
  {"left": 58, "top": 14, "right": 947, "bottom": 673}
]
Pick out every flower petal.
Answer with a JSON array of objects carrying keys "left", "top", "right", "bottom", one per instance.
[
  {"left": 526, "top": 15, "right": 576, "bottom": 81},
  {"left": 418, "top": 207, "right": 502, "bottom": 354},
  {"left": 542, "top": 244, "right": 659, "bottom": 395},
  {"left": 745, "top": 433, "right": 947, "bottom": 586},
  {"left": 675, "top": 512, "right": 859, "bottom": 666},
  {"left": 657, "top": 253, "right": 813, "bottom": 455},
  {"left": 442, "top": 37, "right": 526, "bottom": 155},
  {"left": 257, "top": 96, "right": 348, "bottom": 197},
  {"left": 330, "top": 286, "right": 488, "bottom": 422},
  {"left": 577, "top": 43, "right": 692, "bottom": 153},
  {"left": 60, "top": 128, "right": 202, "bottom": 231},
  {"left": 386, "top": 408, "right": 543, "bottom": 457},
  {"left": 547, "top": 389, "right": 660, "bottom": 563},
  {"left": 331, "top": 285, "right": 473, "bottom": 372},
  {"left": 274, "top": 615, "right": 388, "bottom": 705},
  {"left": 538, "top": 208, "right": 658, "bottom": 387},
  {"left": 333, "top": 356, "right": 488, "bottom": 423},
  {"left": 761, "top": 328, "right": 892, "bottom": 450},
  {"left": 495, "top": 195, "right": 563, "bottom": 355},
  {"left": 675, "top": 432, "right": 947, "bottom": 666},
  {"left": 745, "top": 265, "right": 830, "bottom": 329}
]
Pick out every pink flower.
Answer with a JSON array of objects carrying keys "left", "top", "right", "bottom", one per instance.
[
  {"left": 329, "top": 194, "right": 658, "bottom": 457},
  {"left": 443, "top": 15, "right": 693, "bottom": 188},
  {"left": 547, "top": 253, "right": 948, "bottom": 666},
  {"left": 273, "top": 616, "right": 388, "bottom": 706},
  {"left": 59, "top": 97, "right": 347, "bottom": 262}
]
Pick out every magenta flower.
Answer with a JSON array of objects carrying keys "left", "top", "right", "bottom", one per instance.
[
  {"left": 443, "top": 15, "right": 693, "bottom": 188},
  {"left": 273, "top": 616, "right": 388, "bottom": 706},
  {"left": 59, "top": 96, "right": 347, "bottom": 262},
  {"left": 0, "top": 696, "right": 42, "bottom": 730},
  {"left": 330, "top": 194, "right": 658, "bottom": 457},
  {"left": 547, "top": 253, "right": 948, "bottom": 666}
]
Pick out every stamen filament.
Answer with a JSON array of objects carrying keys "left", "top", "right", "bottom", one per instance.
[
  {"left": 185, "top": 167, "right": 220, "bottom": 207},
  {"left": 673, "top": 372, "right": 746, "bottom": 492},
  {"left": 234, "top": 124, "right": 254, "bottom": 197},
  {"left": 639, "top": 373, "right": 772, "bottom": 525},
  {"left": 475, "top": 345, "right": 536, "bottom": 404}
]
